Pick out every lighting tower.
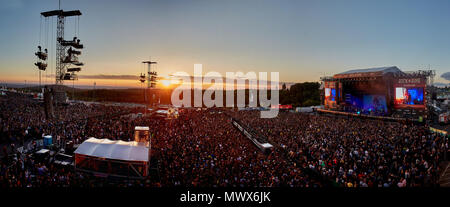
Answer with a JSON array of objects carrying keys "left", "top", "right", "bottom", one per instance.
[
  {"left": 142, "top": 59, "right": 158, "bottom": 106},
  {"left": 40, "top": 7, "right": 83, "bottom": 85},
  {"left": 142, "top": 59, "right": 158, "bottom": 89}
]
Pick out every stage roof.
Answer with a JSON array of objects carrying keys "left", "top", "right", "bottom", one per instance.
[
  {"left": 74, "top": 138, "right": 148, "bottom": 162},
  {"left": 338, "top": 66, "right": 402, "bottom": 75},
  {"left": 333, "top": 66, "right": 403, "bottom": 79}
]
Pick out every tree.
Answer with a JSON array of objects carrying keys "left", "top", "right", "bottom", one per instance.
[{"left": 280, "top": 82, "right": 320, "bottom": 107}]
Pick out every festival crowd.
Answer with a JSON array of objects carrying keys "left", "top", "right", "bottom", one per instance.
[
  {"left": 0, "top": 91, "right": 448, "bottom": 187},
  {"left": 231, "top": 110, "right": 448, "bottom": 187}
]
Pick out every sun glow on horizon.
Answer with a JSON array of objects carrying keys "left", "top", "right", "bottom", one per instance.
[{"left": 160, "top": 79, "right": 171, "bottom": 87}]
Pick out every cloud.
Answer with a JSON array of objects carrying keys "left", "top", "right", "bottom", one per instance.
[
  {"left": 44, "top": 74, "right": 168, "bottom": 81},
  {"left": 441, "top": 72, "right": 450, "bottom": 81},
  {"left": 434, "top": 82, "right": 449, "bottom": 87},
  {"left": 43, "top": 74, "right": 299, "bottom": 88},
  {"left": 77, "top": 74, "right": 139, "bottom": 80}
]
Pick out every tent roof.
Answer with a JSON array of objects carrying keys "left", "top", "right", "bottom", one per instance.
[
  {"left": 337, "top": 66, "right": 402, "bottom": 75},
  {"left": 333, "top": 66, "right": 404, "bottom": 79},
  {"left": 261, "top": 143, "right": 274, "bottom": 148},
  {"left": 36, "top": 149, "right": 50, "bottom": 154},
  {"left": 156, "top": 110, "right": 169, "bottom": 114},
  {"left": 74, "top": 137, "right": 149, "bottom": 162},
  {"left": 134, "top": 126, "right": 149, "bottom": 131}
]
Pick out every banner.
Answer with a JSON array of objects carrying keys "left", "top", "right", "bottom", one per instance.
[{"left": 394, "top": 77, "right": 426, "bottom": 88}]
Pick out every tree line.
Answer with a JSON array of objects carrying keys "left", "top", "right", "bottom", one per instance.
[{"left": 61, "top": 82, "right": 322, "bottom": 107}]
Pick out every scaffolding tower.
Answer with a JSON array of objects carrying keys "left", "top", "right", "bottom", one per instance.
[
  {"left": 142, "top": 60, "right": 158, "bottom": 89},
  {"left": 40, "top": 9, "right": 83, "bottom": 85},
  {"left": 141, "top": 59, "right": 158, "bottom": 106}
]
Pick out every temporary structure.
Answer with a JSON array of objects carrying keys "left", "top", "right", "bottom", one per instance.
[{"left": 74, "top": 137, "right": 149, "bottom": 178}]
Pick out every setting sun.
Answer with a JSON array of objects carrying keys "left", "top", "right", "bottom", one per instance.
[{"left": 161, "top": 79, "right": 171, "bottom": 87}]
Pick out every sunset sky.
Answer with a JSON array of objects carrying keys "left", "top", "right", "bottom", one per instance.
[{"left": 0, "top": 0, "right": 449, "bottom": 88}]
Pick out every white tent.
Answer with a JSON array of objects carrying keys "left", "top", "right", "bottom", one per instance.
[
  {"left": 74, "top": 137, "right": 149, "bottom": 162},
  {"left": 134, "top": 126, "right": 149, "bottom": 131},
  {"left": 36, "top": 149, "right": 50, "bottom": 154}
]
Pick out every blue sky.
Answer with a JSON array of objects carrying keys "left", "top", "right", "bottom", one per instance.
[{"left": 0, "top": 0, "right": 449, "bottom": 87}]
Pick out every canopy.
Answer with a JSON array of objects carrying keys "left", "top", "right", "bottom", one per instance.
[
  {"left": 74, "top": 138, "right": 149, "bottom": 162},
  {"left": 155, "top": 109, "right": 169, "bottom": 114},
  {"left": 36, "top": 149, "right": 50, "bottom": 154},
  {"left": 134, "top": 126, "right": 149, "bottom": 131},
  {"left": 261, "top": 143, "right": 274, "bottom": 149},
  {"left": 337, "top": 66, "right": 401, "bottom": 75},
  {"left": 334, "top": 66, "right": 404, "bottom": 79}
]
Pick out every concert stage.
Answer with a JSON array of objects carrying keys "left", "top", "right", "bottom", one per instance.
[{"left": 321, "top": 66, "right": 433, "bottom": 120}]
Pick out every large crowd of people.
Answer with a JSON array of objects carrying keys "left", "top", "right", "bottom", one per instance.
[
  {"left": 0, "top": 91, "right": 448, "bottom": 187},
  {"left": 231, "top": 110, "right": 448, "bottom": 187},
  {"left": 152, "top": 110, "right": 317, "bottom": 187},
  {"left": 0, "top": 92, "right": 142, "bottom": 187},
  {"left": 1, "top": 92, "right": 318, "bottom": 187}
]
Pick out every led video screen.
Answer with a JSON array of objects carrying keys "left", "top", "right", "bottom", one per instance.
[
  {"left": 331, "top": 88, "right": 336, "bottom": 101},
  {"left": 325, "top": 88, "right": 330, "bottom": 97},
  {"left": 395, "top": 87, "right": 424, "bottom": 105},
  {"left": 325, "top": 88, "right": 336, "bottom": 101},
  {"left": 363, "top": 95, "right": 387, "bottom": 113}
]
